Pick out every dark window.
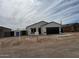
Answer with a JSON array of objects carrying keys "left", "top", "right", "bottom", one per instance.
[
  {"left": 39, "top": 28, "right": 41, "bottom": 34},
  {"left": 31, "top": 28, "right": 36, "bottom": 34},
  {"left": 21, "top": 31, "right": 27, "bottom": 36},
  {"left": 10, "top": 31, "right": 14, "bottom": 36}
]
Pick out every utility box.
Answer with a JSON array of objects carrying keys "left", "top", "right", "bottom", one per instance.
[
  {"left": 16, "top": 32, "right": 20, "bottom": 36},
  {"left": 14, "top": 30, "right": 21, "bottom": 37}
]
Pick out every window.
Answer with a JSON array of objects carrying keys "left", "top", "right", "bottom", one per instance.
[{"left": 31, "top": 28, "right": 36, "bottom": 34}]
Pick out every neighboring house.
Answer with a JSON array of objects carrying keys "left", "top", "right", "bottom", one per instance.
[
  {"left": 0, "top": 26, "right": 11, "bottom": 38},
  {"left": 12, "top": 30, "right": 27, "bottom": 37},
  {"left": 26, "top": 21, "right": 63, "bottom": 35},
  {"left": 63, "top": 23, "right": 79, "bottom": 32}
]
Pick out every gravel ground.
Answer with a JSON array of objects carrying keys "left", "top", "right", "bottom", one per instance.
[{"left": 0, "top": 32, "right": 79, "bottom": 58}]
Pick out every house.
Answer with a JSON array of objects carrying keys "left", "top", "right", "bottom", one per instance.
[
  {"left": 0, "top": 26, "right": 11, "bottom": 38},
  {"left": 26, "top": 21, "right": 63, "bottom": 35},
  {"left": 63, "top": 23, "right": 79, "bottom": 32}
]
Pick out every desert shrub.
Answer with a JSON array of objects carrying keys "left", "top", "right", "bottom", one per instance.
[{"left": 11, "top": 40, "right": 23, "bottom": 46}]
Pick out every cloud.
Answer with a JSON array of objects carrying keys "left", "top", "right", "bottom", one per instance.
[{"left": 0, "top": 0, "right": 79, "bottom": 30}]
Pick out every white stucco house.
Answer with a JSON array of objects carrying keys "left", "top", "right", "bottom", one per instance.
[{"left": 26, "top": 21, "right": 63, "bottom": 35}]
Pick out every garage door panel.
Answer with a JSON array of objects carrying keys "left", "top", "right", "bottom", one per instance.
[{"left": 46, "top": 27, "right": 59, "bottom": 35}]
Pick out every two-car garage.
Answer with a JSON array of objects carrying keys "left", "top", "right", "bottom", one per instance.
[
  {"left": 46, "top": 27, "right": 59, "bottom": 35},
  {"left": 42, "top": 22, "right": 63, "bottom": 35}
]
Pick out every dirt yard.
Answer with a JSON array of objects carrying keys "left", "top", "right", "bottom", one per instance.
[{"left": 0, "top": 32, "right": 79, "bottom": 58}]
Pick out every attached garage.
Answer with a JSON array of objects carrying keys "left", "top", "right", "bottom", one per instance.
[
  {"left": 41, "top": 22, "right": 63, "bottom": 35},
  {"left": 46, "top": 27, "right": 59, "bottom": 35}
]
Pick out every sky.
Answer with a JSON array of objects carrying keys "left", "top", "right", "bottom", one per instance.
[{"left": 0, "top": 0, "right": 79, "bottom": 30}]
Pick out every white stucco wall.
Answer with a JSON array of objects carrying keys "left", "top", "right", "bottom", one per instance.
[
  {"left": 41, "top": 22, "right": 61, "bottom": 35},
  {"left": 26, "top": 21, "right": 48, "bottom": 35}
]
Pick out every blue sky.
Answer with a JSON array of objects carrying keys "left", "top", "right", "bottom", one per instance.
[{"left": 0, "top": 0, "right": 79, "bottom": 30}]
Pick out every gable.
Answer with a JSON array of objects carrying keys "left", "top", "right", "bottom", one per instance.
[
  {"left": 42, "top": 22, "right": 61, "bottom": 28},
  {"left": 26, "top": 21, "right": 48, "bottom": 29}
]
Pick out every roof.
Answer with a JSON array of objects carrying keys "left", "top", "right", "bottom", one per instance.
[
  {"left": 0, "top": 26, "right": 11, "bottom": 30},
  {"left": 41, "top": 21, "right": 61, "bottom": 27},
  {"left": 26, "top": 21, "right": 48, "bottom": 29}
]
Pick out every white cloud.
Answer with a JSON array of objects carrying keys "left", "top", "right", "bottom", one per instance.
[{"left": 0, "top": 0, "right": 79, "bottom": 30}]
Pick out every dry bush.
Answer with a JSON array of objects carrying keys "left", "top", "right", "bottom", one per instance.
[
  {"left": 0, "top": 33, "right": 77, "bottom": 48},
  {"left": 11, "top": 40, "right": 22, "bottom": 46},
  {"left": 0, "top": 37, "right": 37, "bottom": 48}
]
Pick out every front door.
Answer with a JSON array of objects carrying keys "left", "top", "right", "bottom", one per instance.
[{"left": 38, "top": 28, "right": 41, "bottom": 35}]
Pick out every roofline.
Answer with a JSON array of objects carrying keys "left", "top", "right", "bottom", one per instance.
[
  {"left": 63, "top": 23, "right": 79, "bottom": 27},
  {"left": 41, "top": 21, "right": 62, "bottom": 27},
  {"left": 26, "top": 21, "right": 48, "bottom": 29},
  {"left": 0, "top": 26, "right": 12, "bottom": 30}
]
